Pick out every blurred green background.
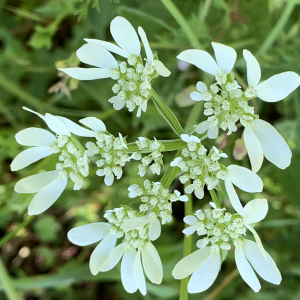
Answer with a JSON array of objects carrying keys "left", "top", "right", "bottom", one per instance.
[{"left": 1, "top": 0, "right": 300, "bottom": 299}]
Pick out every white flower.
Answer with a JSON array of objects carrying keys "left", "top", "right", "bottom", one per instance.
[
  {"left": 177, "top": 42, "right": 237, "bottom": 84},
  {"left": 243, "top": 119, "right": 292, "bottom": 173},
  {"left": 184, "top": 179, "right": 204, "bottom": 199},
  {"left": 195, "top": 121, "right": 219, "bottom": 139},
  {"left": 11, "top": 107, "right": 94, "bottom": 171},
  {"left": 243, "top": 49, "right": 300, "bottom": 102},
  {"left": 172, "top": 190, "right": 189, "bottom": 202},
  {"left": 190, "top": 81, "right": 210, "bottom": 101},
  {"left": 180, "top": 134, "right": 201, "bottom": 151},
  {"left": 224, "top": 165, "right": 263, "bottom": 212},
  {"left": 172, "top": 246, "right": 221, "bottom": 293},
  {"left": 211, "top": 146, "right": 228, "bottom": 161},
  {"left": 79, "top": 116, "right": 106, "bottom": 133},
  {"left": 235, "top": 239, "right": 281, "bottom": 292},
  {"left": 121, "top": 215, "right": 161, "bottom": 241},
  {"left": 14, "top": 170, "right": 67, "bottom": 215}
]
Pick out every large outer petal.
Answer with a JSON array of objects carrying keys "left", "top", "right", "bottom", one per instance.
[
  {"left": 141, "top": 242, "right": 163, "bottom": 284},
  {"left": 57, "top": 116, "right": 95, "bottom": 137},
  {"left": 110, "top": 16, "right": 140, "bottom": 56},
  {"left": 149, "top": 219, "right": 161, "bottom": 241},
  {"left": 172, "top": 248, "right": 211, "bottom": 279},
  {"left": 252, "top": 119, "right": 292, "bottom": 169},
  {"left": 212, "top": 42, "right": 236, "bottom": 74},
  {"left": 14, "top": 170, "right": 60, "bottom": 193},
  {"left": 121, "top": 248, "right": 138, "bottom": 293},
  {"left": 243, "top": 198, "right": 268, "bottom": 224},
  {"left": 133, "top": 249, "right": 147, "bottom": 295},
  {"left": 89, "top": 234, "right": 117, "bottom": 275},
  {"left": 177, "top": 49, "right": 219, "bottom": 76},
  {"left": 79, "top": 117, "right": 106, "bottom": 132},
  {"left": 227, "top": 165, "right": 263, "bottom": 193},
  {"left": 188, "top": 252, "right": 221, "bottom": 293},
  {"left": 244, "top": 126, "right": 264, "bottom": 173},
  {"left": 100, "top": 243, "right": 125, "bottom": 272},
  {"left": 256, "top": 71, "right": 300, "bottom": 102},
  {"left": 28, "top": 177, "right": 67, "bottom": 215},
  {"left": 44, "top": 114, "right": 70, "bottom": 136},
  {"left": 121, "top": 215, "right": 150, "bottom": 231},
  {"left": 224, "top": 179, "right": 244, "bottom": 215},
  {"left": 59, "top": 67, "right": 111, "bottom": 80},
  {"left": 15, "top": 128, "right": 57, "bottom": 147},
  {"left": 77, "top": 43, "right": 118, "bottom": 69},
  {"left": 153, "top": 60, "right": 171, "bottom": 77},
  {"left": 138, "top": 27, "right": 153, "bottom": 64},
  {"left": 67, "top": 223, "right": 111, "bottom": 246},
  {"left": 243, "top": 49, "right": 261, "bottom": 87},
  {"left": 11, "top": 147, "right": 53, "bottom": 171},
  {"left": 243, "top": 239, "right": 281, "bottom": 285},
  {"left": 235, "top": 247, "right": 261, "bottom": 292},
  {"left": 84, "top": 39, "right": 128, "bottom": 58}
]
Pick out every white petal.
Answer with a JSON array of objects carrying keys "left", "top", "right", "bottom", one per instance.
[
  {"left": 182, "top": 226, "right": 196, "bottom": 236},
  {"left": 170, "top": 157, "right": 182, "bottom": 167},
  {"left": 110, "top": 16, "right": 140, "bottom": 56},
  {"left": 141, "top": 242, "right": 163, "bottom": 284},
  {"left": 227, "top": 165, "right": 263, "bottom": 193},
  {"left": 252, "top": 119, "right": 292, "bottom": 169},
  {"left": 256, "top": 71, "right": 300, "bottom": 102},
  {"left": 153, "top": 60, "right": 171, "bottom": 77},
  {"left": 121, "top": 248, "right": 138, "bottom": 293},
  {"left": 190, "top": 91, "right": 203, "bottom": 101},
  {"left": 96, "top": 169, "right": 104, "bottom": 176},
  {"left": 190, "top": 135, "right": 200, "bottom": 143},
  {"left": 104, "top": 173, "right": 114, "bottom": 186},
  {"left": 180, "top": 134, "right": 190, "bottom": 142},
  {"left": 207, "top": 126, "right": 219, "bottom": 139},
  {"left": 195, "top": 121, "right": 209, "bottom": 134},
  {"left": 183, "top": 215, "right": 197, "bottom": 225},
  {"left": 149, "top": 219, "right": 161, "bottom": 241},
  {"left": 108, "top": 96, "right": 126, "bottom": 110},
  {"left": 141, "top": 100, "right": 147, "bottom": 112},
  {"left": 15, "top": 128, "right": 56, "bottom": 147},
  {"left": 243, "top": 49, "right": 261, "bottom": 87},
  {"left": 11, "top": 147, "right": 53, "bottom": 171},
  {"left": 172, "top": 248, "right": 211, "bottom": 279},
  {"left": 138, "top": 27, "right": 153, "bottom": 63},
  {"left": 179, "top": 195, "right": 189, "bottom": 202},
  {"left": 211, "top": 42, "right": 237, "bottom": 74},
  {"left": 177, "top": 50, "right": 219, "bottom": 76},
  {"left": 188, "top": 252, "right": 221, "bottom": 293},
  {"left": 89, "top": 234, "right": 117, "bottom": 275},
  {"left": 28, "top": 177, "right": 67, "bottom": 215},
  {"left": 23, "top": 107, "right": 44, "bottom": 120},
  {"left": 14, "top": 170, "right": 60, "bottom": 193},
  {"left": 68, "top": 223, "right": 111, "bottom": 246},
  {"left": 84, "top": 38, "right": 128, "bottom": 58},
  {"left": 224, "top": 178, "right": 244, "bottom": 215},
  {"left": 184, "top": 184, "right": 195, "bottom": 194},
  {"left": 244, "top": 126, "right": 264, "bottom": 173},
  {"left": 243, "top": 198, "right": 268, "bottom": 224},
  {"left": 121, "top": 215, "right": 150, "bottom": 231},
  {"left": 56, "top": 116, "right": 95, "bottom": 137},
  {"left": 243, "top": 239, "right": 282, "bottom": 285},
  {"left": 133, "top": 249, "right": 147, "bottom": 295},
  {"left": 59, "top": 67, "right": 111, "bottom": 80},
  {"left": 128, "top": 184, "right": 139, "bottom": 192},
  {"left": 44, "top": 114, "right": 70, "bottom": 136},
  {"left": 79, "top": 117, "right": 106, "bottom": 132},
  {"left": 136, "top": 106, "right": 142, "bottom": 117},
  {"left": 195, "top": 187, "right": 204, "bottom": 199},
  {"left": 245, "top": 225, "right": 267, "bottom": 258},
  {"left": 196, "top": 81, "right": 207, "bottom": 93},
  {"left": 235, "top": 247, "right": 261, "bottom": 292},
  {"left": 100, "top": 243, "right": 125, "bottom": 272},
  {"left": 76, "top": 43, "right": 118, "bottom": 69}
]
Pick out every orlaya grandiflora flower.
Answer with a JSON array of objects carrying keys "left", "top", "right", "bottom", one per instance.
[
  {"left": 11, "top": 107, "right": 95, "bottom": 215},
  {"left": 59, "top": 16, "right": 170, "bottom": 117},
  {"left": 177, "top": 42, "right": 237, "bottom": 85},
  {"left": 68, "top": 217, "right": 163, "bottom": 295}
]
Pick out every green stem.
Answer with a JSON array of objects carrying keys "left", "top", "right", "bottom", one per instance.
[
  {"left": 179, "top": 180, "right": 193, "bottom": 300},
  {"left": 0, "top": 216, "right": 34, "bottom": 248},
  {"left": 184, "top": 102, "right": 204, "bottom": 133},
  {"left": 127, "top": 139, "right": 185, "bottom": 153},
  {"left": 160, "top": 0, "right": 202, "bottom": 49},
  {"left": 0, "top": 257, "right": 20, "bottom": 300},
  {"left": 256, "top": 0, "right": 298, "bottom": 56},
  {"left": 151, "top": 89, "right": 185, "bottom": 137},
  {"left": 209, "top": 189, "right": 221, "bottom": 208},
  {"left": 199, "top": 0, "right": 213, "bottom": 21}
]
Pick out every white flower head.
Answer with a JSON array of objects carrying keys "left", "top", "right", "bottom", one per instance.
[
  {"left": 190, "top": 81, "right": 210, "bottom": 101},
  {"left": 243, "top": 119, "right": 292, "bottom": 173},
  {"left": 195, "top": 121, "right": 219, "bottom": 139},
  {"left": 243, "top": 49, "right": 300, "bottom": 102},
  {"left": 177, "top": 42, "right": 237, "bottom": 84}
]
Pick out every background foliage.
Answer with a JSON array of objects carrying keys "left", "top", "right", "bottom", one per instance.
[{"left": 1, "top": 0, "right": 300, "bottom": 299}]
